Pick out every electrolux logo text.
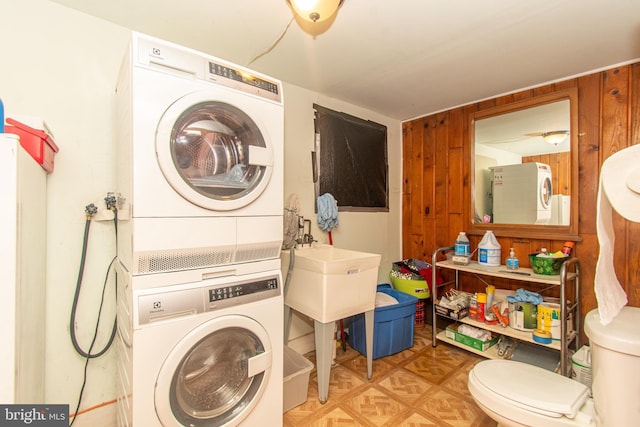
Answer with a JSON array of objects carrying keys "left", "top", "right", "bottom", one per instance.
[{"left": 0, "top": 405, "right": 68, "bottom": 426}]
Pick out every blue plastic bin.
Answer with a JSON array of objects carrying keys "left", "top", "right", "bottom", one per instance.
[{"left": 349, "top": 284, "right": 418, "bottom": 359}]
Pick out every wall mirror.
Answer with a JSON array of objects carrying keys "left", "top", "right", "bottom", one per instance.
[{"left": 470, "top": 88, "right": 579, "bottom": 240}]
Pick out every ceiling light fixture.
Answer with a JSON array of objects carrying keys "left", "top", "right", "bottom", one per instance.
[
  {"left": 542, "top": 130, "right": 569, "bottom": 146},
  {"left": 286, "top": 0, "right": 344, "bottom": 23}
]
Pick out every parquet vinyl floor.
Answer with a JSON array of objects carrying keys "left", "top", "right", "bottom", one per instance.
[{"left": 283, "top": 325, "right": 498, "bottom": 427}]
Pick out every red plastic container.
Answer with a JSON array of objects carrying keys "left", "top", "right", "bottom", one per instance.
[{"left": 5, "top": 117, "right": 59, "bottom": 173}]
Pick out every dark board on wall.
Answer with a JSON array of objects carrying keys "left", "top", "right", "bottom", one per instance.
[{"left": 313, "top": 104, "right": 388, "bottom": 210}]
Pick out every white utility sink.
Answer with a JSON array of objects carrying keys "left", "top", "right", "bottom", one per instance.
[{"left": 282, "top": 245, "right": 381, "bottom": 323}]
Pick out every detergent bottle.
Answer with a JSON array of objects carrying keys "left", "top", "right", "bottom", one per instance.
[{"left": 478, "top": 230, "right": 501, "bottom": 266}]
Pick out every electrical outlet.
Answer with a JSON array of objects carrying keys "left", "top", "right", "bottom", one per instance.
[{"left": 94, "top": 208, "right": 115, "bottom": 221}]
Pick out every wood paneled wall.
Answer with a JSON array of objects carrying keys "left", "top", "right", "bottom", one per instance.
[{"left": 402, "top": 62, "right": 640, "bottom": 322}]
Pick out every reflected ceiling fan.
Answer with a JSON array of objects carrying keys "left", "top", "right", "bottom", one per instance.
[{"left": 525, "top": 130, "right": 570, "bottom": 145}]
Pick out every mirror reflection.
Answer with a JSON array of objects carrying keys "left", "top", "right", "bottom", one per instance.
[{"left": 474, "top": 99, "right": 571, "bottom": 225}]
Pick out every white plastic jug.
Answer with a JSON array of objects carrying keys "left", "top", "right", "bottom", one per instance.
[
  {"left": 478, "top": 230, "right": 501, "bottom": 266},
  {"left": 571, "top": 345, "right": 592, "bottom": 392}
]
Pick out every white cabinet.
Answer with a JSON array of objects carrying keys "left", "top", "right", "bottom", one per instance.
[
  {"left": 0, "top": 134, "right": 47, "bottom": 403},
  {"left": 430, "top": 247, "right": 580, "bottom": 377}
]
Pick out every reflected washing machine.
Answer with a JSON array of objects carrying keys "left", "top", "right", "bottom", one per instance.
[
  {"left": 491, "top": 162, "right": 552, "bottom": 224},
  {"left": 116, "top": 261, "right": 284, "bottom": 426},
  {"left": 115, "top": 32, "right": 284, "bottom": 276}
]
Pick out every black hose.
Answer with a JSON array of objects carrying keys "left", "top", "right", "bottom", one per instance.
[
  {"left": 69, "top": 218, "right": 117, "bottom": 359},
  {"left": 69, "top": 255, "right": 116, "bottom": 426},
  {"left": 69, "top": 205, "right": 119, "bottom": 426}
]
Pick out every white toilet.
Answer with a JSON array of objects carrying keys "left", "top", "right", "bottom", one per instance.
[{"left": 468, "top": 306, "right": 640, "bottom": 426}]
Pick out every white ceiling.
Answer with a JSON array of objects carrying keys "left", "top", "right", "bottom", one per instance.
[{"left": 50, "top": 0, "right": 640, "bottom": 120}]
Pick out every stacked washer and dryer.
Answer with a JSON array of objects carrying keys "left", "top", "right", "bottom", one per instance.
[
  {"left": 491, "top": 162, "right": 553, "bottom": 224},
  {"left": 114, "top": 32, "right": 285, "bottom": 426}
]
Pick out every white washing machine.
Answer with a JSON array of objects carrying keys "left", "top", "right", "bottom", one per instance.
[
  {"left": 115, "top": 32, "right": 284, "bottom": 275},
  {"left": 116, "top": 262, "right": 284, "bottom": 426},
  {"left": 549, "top": 194, "right": 571, "bottom": 225},
  {"left": 491, "top": 162, "right": 552, "bottom": 224}
]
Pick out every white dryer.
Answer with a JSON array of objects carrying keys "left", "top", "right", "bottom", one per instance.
[
  {"left": 491, "top": 162, "right": 552, "bottom": 224},
  {"left": 116, "top": 262, "right": 284, "bottom": 426},
  {"left": 115, "top": 32, "right": 284, "bottom": 275}
]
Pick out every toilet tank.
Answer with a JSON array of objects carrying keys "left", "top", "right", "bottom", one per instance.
[{"left": 584, "top": 307, "right": 640, "bottom": 426}]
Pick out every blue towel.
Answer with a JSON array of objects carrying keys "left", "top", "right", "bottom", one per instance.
[
  {"left": 317, "top": 193, "right": 339, "bottom": 231},
  {"left": 506, "top": 288, "right": 543, "bottom": 305}
]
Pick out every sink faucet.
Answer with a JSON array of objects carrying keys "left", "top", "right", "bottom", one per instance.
[
  {"left": 296, "top": 216, "right": 305, "bottom": 246},
  {"left": 302, "top": 219, "right": 315, "bottom": 246}
]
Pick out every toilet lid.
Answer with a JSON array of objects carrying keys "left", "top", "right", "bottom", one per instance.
[{"left": 472, "top": 360, "right": 590, "bottom": 419}]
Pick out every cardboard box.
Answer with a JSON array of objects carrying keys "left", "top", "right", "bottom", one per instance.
[
  {"left": 445, "top": 323, "right": 499, "bottom": 351},
  {"left": 435, "top": 303, "right": 469, "bottom": 320},
  {"left": 5, "top": 117, "right": 58, "bottom": 173}
]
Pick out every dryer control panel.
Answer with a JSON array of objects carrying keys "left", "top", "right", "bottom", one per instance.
[
  {"left": 208, "top": 62, "right": 280, "bottom": 97},
  {"left": 135, "top": 32, "right": 283, "bottom": 104}
]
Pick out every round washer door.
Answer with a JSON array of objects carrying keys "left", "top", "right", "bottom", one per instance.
[
  {"left": 156, "top": 92, "right": 274, "bottom": 211},
  {"left": 540, "top": 175, "right": 552, "bottom": 209},
  {"left": 155, "top": 315, "right": 272, "bottom": 426}
]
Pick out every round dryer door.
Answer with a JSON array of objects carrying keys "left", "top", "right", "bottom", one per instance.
[
  {"left": 156, "top": 93, "right": 274, "bottom": 211},
  {"left": 155, "top": 315, "right": 272, "bottom": 426},
  {"left": 540, "top": 175, "right": 552, "bottom": 209}
]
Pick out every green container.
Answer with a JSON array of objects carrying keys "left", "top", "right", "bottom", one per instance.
[
  {"left": 528, "top": 253, "right": 568, "bottom": 275},
  {"left": 389, "top": 274, "right": 430, "bottom": 299}
]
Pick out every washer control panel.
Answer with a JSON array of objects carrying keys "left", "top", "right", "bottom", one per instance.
[
  {"left": 137, "top": 274, "right": 281, "bottom": 326},
  {"left": 208, "top": 276, "right": 279, "bottom": 303}
]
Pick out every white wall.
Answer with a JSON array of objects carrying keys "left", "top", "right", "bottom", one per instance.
[
  {"left": 1, "top": 0, "right": 402, "bottom": 422},
  {"left": 282, "top": 84, "right": 402, "bottom": 342},
  {"left": 1, "top": 0, "right": 129, "bottom": 423},
  {"left": 282, "top": 84, "right": 402, "bottom": 265}
]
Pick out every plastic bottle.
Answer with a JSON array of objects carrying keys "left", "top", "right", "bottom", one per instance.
[
  {"left": 469, "top": 293, "right": 478, "bottom": 320},
  {"left": 537, "top": 248, "right": 548, "bottom": 257},
  {"left": 477, "top": 292, "right": 487, "bottom": 322},
  {"left": 454, "top": 232, "right": 470, "bottom": 257},
  {"left": 506, "top": 248, "right": 519, "bottom": 270},
  {"left": 478, "top": 230, "right": 501, "bottom": 266},
  {"left": 485, "top": 285, "right": 495, "bottom": 316},
  {"left": 561, "top": 241, "right": 574, "bottom": 257}
]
